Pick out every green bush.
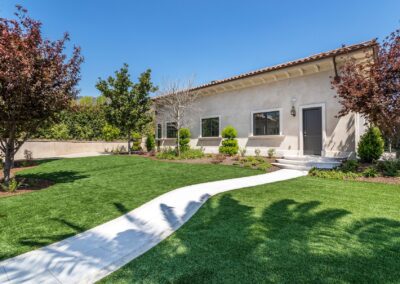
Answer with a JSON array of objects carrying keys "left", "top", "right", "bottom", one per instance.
[
  {"left": 376, "top": 159, "right": 400, "bottom": 177},
  {"left": 358, "top": 126, "right": 384, "bottom": 163},
  {"left": 339, "top": 160, "right": 359, "bottom": 173},
  {"left": 362, "top": 166, "right": 378, "bottom": 177},
  {"left": 49, "top": 123, "right": 70, "bottom": 140},
  {"left": 219, "top": 139, "right": 239, "bottom": 155},
  {"left": 179, "top": 128, "right": 191, "bottom": 152},
  {"left": 219, "top": 126, "right": 239, "bottom": 155},
  {"left": 308, "top": 167, "right": 360, "bottom": 180},
  {"left": 146, "top": 135, "right": 155, "bottom": 152},
  {"left": 131, "top": 132, "right": 142, "bottom": 151},
  {"left": 156, "top": 148, "right": 204, "bottom": 160},
  {"left": 102, "top": 124, "right": 121, "bottom": 141},
  {"left": 221, "top": 125, "right": 237, "bottom": 139}
]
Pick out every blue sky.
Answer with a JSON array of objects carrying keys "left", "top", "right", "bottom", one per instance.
[{"left": 1, "top": 1, "right": 399, "bottom": 97}]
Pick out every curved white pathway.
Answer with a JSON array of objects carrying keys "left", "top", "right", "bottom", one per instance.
[{"left": 0, "top": 169, "right": 307, "bottom": 284}]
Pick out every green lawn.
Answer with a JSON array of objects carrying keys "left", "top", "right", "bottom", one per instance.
[
  {"left": 0, "top": 155, "right": 261, "bottom": 260},
  {"left": 102, "top": 177, "right": 400, "bottom": 283}
]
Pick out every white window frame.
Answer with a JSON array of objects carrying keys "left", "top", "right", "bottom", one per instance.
[
  {"left": 199, "top": 115, "right": 221, "bottom": 138},
  {"left": 298, "top": 103, "right": 326, "bottom": 156},
  {"left": 165, "top": 121, "right": 178, "bottom": 139},
  {"left": 250, "top": 108, "right": 283, "bottom": 137}
]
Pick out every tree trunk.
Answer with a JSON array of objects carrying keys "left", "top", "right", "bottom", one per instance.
[
  {"left": 3, "top": 142, "right": 14, "bottom": 185},
  {"left": 127, "top": 131, "right": 132, "bottom": 155}
]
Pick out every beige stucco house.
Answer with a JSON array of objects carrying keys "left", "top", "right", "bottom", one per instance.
[{"left": 155, "top": 40, "right": 377, "bottom": 159}]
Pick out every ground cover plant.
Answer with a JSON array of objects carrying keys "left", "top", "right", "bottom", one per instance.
[
  {"left": 102, "top": 176, "right": 400, "bottom": 283},
  {"left": 0, "top": 155, "right": 260, "bottom": 260}
]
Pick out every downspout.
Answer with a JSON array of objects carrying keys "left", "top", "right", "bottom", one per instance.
[{"left": 332, "top": 55, "right": 339, "bottom": 80}]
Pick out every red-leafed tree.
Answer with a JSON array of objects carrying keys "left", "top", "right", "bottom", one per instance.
[
  {"left": 0, "top": 6, "right": 83, "bottom": 184},
  {"left": 332, "top": 30, "right": 400, "bottom": 152}
]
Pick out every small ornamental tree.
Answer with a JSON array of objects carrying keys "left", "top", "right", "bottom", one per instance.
[
  {"left": 178, "top": 128, "right": 191, "bottom": 152},
  {"left": 358, "top": 126, "right": 384, "bottom": 163},
  {"left": 332, "top": 29, "right": 400, "bottom": 152},
  {"left": 96, "top": 64, "right": 157, "bottom": 154},
  {"left": 0, "top": 6, "right": 83, "bottom": 184},
  {"left": 219, "top": 126, "right": 239, "bottom": 155}
]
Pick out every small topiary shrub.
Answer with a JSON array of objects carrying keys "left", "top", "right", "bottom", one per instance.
[
  {"left": 131, "top": 133, "right": 143, "bottom": 152},
  {"left": 358, "top": 126, "right": 384, "bottom": 163},
  {"left": 221, "top": 125, "right": 237, "bottom": 139},
  {"left": 339, "top": 159, "right": 359, "bottom": 173},
  {"left": 179, "top": 128, "right": 191, "bottom": 152},
  {"left": 146, "top": 134, "right": 155, "bottom": 152},
  {"left": 219, "top": 126, "right": 239, "bottom": 155}
]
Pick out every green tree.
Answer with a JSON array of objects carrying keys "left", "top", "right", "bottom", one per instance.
[
  {"left": 358, "top": 126, "right": 385, "bottom": 163},
  {"left": 96, "top": 64, "right": 157, "bottom": 154}
]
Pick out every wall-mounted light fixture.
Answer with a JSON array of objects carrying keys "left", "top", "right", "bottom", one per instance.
[{"left": 290, "top": 97, "right": 297, "bottom": 117}]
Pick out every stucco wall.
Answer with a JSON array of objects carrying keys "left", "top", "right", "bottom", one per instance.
[
  {"left": 15, "top": 140, "right": 129, "bottom": 160},
  {"left": 157, "top": 69, "right": 359, "bottom": 158}
]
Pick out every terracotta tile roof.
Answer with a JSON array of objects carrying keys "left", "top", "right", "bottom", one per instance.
[{"left": 154, "top": 39, "right": 377, "bottom": 99}]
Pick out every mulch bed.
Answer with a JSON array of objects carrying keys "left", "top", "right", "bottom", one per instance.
[
  {"left": 356, "top": 176, "right": 400, "bottom": 185},
  {"left": 0, "top": 165, "right": 54, "bottom": 198}
]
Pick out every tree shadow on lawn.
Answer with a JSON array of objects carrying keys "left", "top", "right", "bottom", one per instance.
[
  {"left": 17, "top": 170, "right": 88, "bottom": 184},
  {"left": 115, "top": 195, "right": 400, "bottom": 283}
]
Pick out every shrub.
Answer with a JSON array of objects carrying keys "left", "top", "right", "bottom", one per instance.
[
  {"left": 339, "top": 159, "right": 359, "bottom": 173},
  {"left": 219, "top": 139, "right": 239, "bottom": 155},
  {"left": 239, "top": 147, "right": 246, "bottom": 157},
  {"left": 308, "top": 167, "right": 360, "bottom": 180},
  {"left": 254, "top": 148, "right": 261, "bottom": 157},
  {"left": 358, "top": 126, "right": 384, "bottom": 163},
  {"left": 219, "top": 126, "right": 239, "bottom": 155},
  {"left": 1, "top": 178, "right": 22, "bottom": 193},
  {"left": 156, "top": 148, "right": 204, "bottom": 160},
  {"left": 146, "top": 135, "right": 155, "bottom": 152},
  {"left": 179, "top": 128, "right": 191, "bottom": 152},
  {"left": 376, "top": 159, "right": 400, "bottom": 177},
  {"left": 362, "top": 166, "right": 378, "bottom": 177},
  {"left": 49, "top": 123, "right": 70, "bottom": 140},
  {"left": 268, "top": 148, "right": 276, "bottom": 159},
  {"left": 131, "top": 132, "right": 142, "bottom": 151},
  {"left": 221, "top": 125, "right": 237, "bottom": 139},
  {"left": 102, "top": 124, "right": 121, "bottom": 141}
]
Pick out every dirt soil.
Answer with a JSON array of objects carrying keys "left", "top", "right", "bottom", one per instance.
[
  {"left": 0, "top": 165, "right": 54, "bottom": 198},
  {"left": 356, "top": 176, "right": 400, "bottom": 185}
]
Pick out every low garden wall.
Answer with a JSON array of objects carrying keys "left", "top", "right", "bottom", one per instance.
[{"left": 15, "top": 140, "right": 130, "bottom": 160}]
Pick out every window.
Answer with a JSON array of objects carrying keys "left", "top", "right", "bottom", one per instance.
[
  {"left": 201, "top": 117, "right": 220, "bottom": 137},
  {"left": 253, "top": 110, "right": 280, "bottom": 135},
  {"left": 157, "top": 124, "right": 162, "bottom": 139},
  {"left": 166, "top": 122, "right": 177, "bottom": 138}
]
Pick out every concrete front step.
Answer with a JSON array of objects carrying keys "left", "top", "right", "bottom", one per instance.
[
  {"left": 272, "top": 163, "right": 311, "bottom": 171},
  {"left": 282, "top": 156, "right": 345, "bottom": 162},
  {"left": 273, "top": 156, "right": 343, "bottom": 170},
  {"left": 276, "top": 159, "right": 341, "bottom": 168}
]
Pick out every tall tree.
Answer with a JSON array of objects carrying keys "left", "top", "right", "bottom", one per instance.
[
  {"left": 332, "top": 30, "right": 400, "bottom": 152},
  {"left": 96, "top": 64, "right": 156, "bottom": 154},
  {"left": 0, "top": 6, "right": 83, "bottom": 184},
  {"left": 155, "top": 79, "right": 199, "bottom": 156}
]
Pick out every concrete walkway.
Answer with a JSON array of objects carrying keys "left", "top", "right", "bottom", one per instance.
[{"left": 0, "top": 169, "right": 307, "bottom": 284}]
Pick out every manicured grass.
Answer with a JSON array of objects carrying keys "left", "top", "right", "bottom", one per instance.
[
  {"left": 102, "top": 177, "right": 400, "bottom": 283},
  {"left": 0, "top": 155, "right": 261, "bottom": 260}
]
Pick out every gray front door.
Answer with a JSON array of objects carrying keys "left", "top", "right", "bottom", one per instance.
[{"left": 303, "top": 107, "right": 322, "bottom": 156}]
